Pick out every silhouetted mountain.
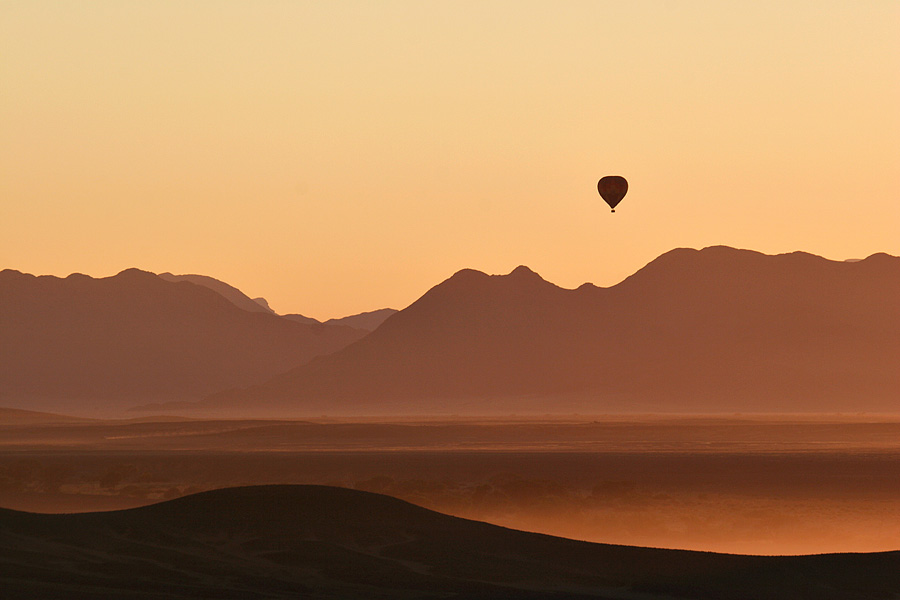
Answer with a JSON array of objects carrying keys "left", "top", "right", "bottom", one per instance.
[
  {"left": 284, "top": 308, "right": 398, "bottom": 331},
  {"left": 253, "top": 296, "right": 274, "bottom": 311},
  {"left": 158, "top": 272, "right": 275, "bottom": 314},
  {"left": 0, "top": 269, "right": 366, "bottom": 413},
  {"left": 157, "top": 272, "right": 394, "bottom": 333},
  {"left": 282, "top": 312, "right": 322, "bottom": 325},
  {"left": 1, "top": 484, "right": 897, "bottom": 599},
  {"left": 207, "top": 247, "right": 900, "bottom": 414},
  {"left": 325, "top": 307, "right": 398, "bottom": 331}
]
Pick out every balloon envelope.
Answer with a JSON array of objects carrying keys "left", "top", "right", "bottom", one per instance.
[{"left": 597, "top": 176, "right": 628, "bottom": 211}]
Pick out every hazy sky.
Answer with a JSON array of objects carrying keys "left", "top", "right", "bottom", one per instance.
[{"left": 3, "top": 1, "right": 898, "bottom": 318}]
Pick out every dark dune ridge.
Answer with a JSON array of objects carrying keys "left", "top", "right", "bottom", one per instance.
[
  {"left": 1, "top": 485, "right": 898, "bottom": 599},
  {"left": 205, "top": 246, "right": 900, "bottom": 415}
]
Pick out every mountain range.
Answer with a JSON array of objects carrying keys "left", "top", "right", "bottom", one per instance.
[
  {"left": 157, "top": 272, "right": 276, "bottom": 314},
  {"left": 4, "top": 246, "right": 898, "bottom": 416},
  {"left": 203, "top": 246, "right": 900, "bottom": 415},
  {"left": 283, "top": 307, "right": 398, "bottom": 331},
  {"left": 0, "top": 269, "right": 366, "bottom": 413},
  {"left": 2, "top": 484, "right": 897, "bottom": 599},
  {"left": 157, "top": 271, "right": 397, "bottom": 331}
]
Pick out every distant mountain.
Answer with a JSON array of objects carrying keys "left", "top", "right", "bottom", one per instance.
[
  {"left": 0, "top": 407, "right": 94, "bottom": 425},
  {"left": 2, "top": 485, "right": 897, "bottom": 599},
  {"left": 206, "top": 247, "right": 900, "bottom": 414},
  {"left": 251, "top": 296, "right": 274, "bottom": 311},
  {"left": 0, "top": 269, "right": 366, "bottom": 413},
  {"left": 284, "top": 308, "right": 398, "bottom": 332},
  {"left": 157, "top": 271, "right": 395, "bottom": 338},
  {"left": 157, "top": 272, "right": 396, "bottom": 332},
  {"left": 281, "top": 312, "right": 322, "bottom": 325},
  {"left": 157, "top": 272, "right": 275, "bottom": 314},
  {"left": 325, "top": 307, "right": 398, "bottom": 331}
]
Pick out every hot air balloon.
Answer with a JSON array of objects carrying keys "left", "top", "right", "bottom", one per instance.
[{"left": 597, "top": 176, "right": 628, "bottom": 212}]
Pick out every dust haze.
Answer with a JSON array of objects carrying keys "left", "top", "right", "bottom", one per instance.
[{"left": 4, "top": 412, "right": 899, "bottom": 556}]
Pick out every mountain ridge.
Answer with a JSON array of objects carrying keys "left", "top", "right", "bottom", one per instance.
[
  {"left": 157, "top": 271, "right": 398, "bottom": 330},
  {"left": 284, "top": 307, "right": 398, "bottom": 332},
  {"left": 0, "top": 268, "right": 367, "bottom": 413},
  {"left": 158, "top": 271, "right": 276, "bottom": 314},
  {"left": 200, "top": 246, "right": 900, "bottom": 415}
]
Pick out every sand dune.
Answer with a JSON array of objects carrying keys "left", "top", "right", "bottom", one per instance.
[
  {"left": 1, "top": 484, "right": 898, "bottom": 599},
  {"left": 3, "top": 415, "right": 900, "bottom": 554}
]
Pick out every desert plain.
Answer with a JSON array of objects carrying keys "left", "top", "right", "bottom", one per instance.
[{"left": 4, "top": 410, "right": 900, "bottom": 556}]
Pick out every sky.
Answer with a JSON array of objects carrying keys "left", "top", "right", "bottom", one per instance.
[{"left": 2, "top": 1, "right": 898, "bottom": 319}]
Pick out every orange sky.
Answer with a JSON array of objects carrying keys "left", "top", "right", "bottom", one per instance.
[{"left": 2, "top": 1, "right": 898, "bottom": 319}]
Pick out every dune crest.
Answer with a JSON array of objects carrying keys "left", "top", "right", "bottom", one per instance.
[{"left": 2, "top": 484, "right": 898, "bottom": 599}]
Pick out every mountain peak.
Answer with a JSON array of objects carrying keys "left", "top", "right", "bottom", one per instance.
[
  {"left": 438, "top": 268, "right": 491, "bottom": 290},
  {"left": 619, "top": 245, "right": 834, "bottom": 290},
  {"left": 436, "top": 266, "right": 552, "bottom": 296},
  {"left": 0, "top": 269, "right": 31, "bottom": 281},
  {"left": 252, "top": 297, "right": 272, "bottom": 311},
  {"left": 116, "top": 267, "right": 155, "bottom": 276},
  {"left": 507, "top": 265, "right": 543, "bottom": 280},
  {"left": 450, "top": 267, "right": 489, "bottom": 279},
  {"left": 112, "top": 268, "right": 159, "bottom": 283},
  {"left": 862, "top": 252, "right": 898, "bottom": 265}
]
